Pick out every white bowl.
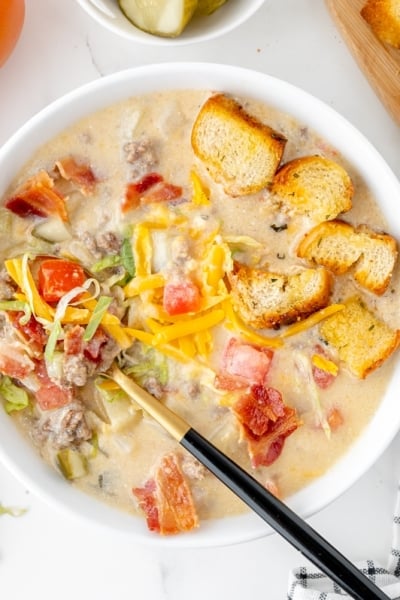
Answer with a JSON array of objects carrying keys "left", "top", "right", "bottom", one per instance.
[
  {"left": 1, "top": 63, "right": 400, "bottom": 548},
  {"left": 75, "top": 0, "right": 266, "bottom": 45}
]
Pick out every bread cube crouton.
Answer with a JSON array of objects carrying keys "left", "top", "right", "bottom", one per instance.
[
  {"left": 271, "top": 155, "right": 353, "bottom": 222},
  {"left": 361, "top": 0, "right": 400, "bottom": 48},
  {"left": 297, "top": 219, "right": 398, "bottom": 295},
  {"left": 228, "top": 263, "right": 333, "bottom": 329},
  {"left": 319, "top": 297, "right": 400, "bottom": 378},
  {"left": 191, "top": 93, "right": 287, "bottom": 197}
]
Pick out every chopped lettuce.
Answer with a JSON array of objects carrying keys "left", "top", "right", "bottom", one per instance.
[
  {"left": 0, "top": 300, "right": 32, "bottom": 324},
  {"left": 83, "top": 296, "right": 112, "bottom": 342},
  {"left": 125, "top": 347, "right": 168, "bottom": 387},
  {"left": 0, "top": 503, "right": 27, "bottom": 517}
]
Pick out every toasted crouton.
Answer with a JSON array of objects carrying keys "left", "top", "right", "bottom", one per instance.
[
  {"left": 297, "top": 219, "right": 398, "bottom": 295},
  {"left": 319, "top": 297, "right": 400, "bottom": 378},
  {"left": 271, "top": 155, "right": 353, "bottom": 222},
  {"left": 361, "top": 0, "right": 400, "bottom": 48},
  {"left": 228, "top": 263, "right": 333, "bottom": 329},
  {"left": 191, "top": 94, "right": 287, "bottom": 197}
]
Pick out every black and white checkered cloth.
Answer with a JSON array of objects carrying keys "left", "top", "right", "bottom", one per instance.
[{"left": 287, "top": 484, "right": 400, "bottom": 599}]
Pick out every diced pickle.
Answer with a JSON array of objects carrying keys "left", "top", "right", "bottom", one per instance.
[{"left": 57, "top": 448, "right": 88, "bottom": 480}]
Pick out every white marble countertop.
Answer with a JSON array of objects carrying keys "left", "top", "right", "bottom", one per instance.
[{"left": 1, "top": 1, "right": 400, "bottom": 598}]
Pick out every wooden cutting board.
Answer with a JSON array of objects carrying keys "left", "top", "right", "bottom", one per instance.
[{"left": 325, "top": 0, "right": 400, "bottom": 126}]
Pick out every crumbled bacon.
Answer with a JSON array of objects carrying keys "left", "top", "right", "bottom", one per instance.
[
  {"left": 132, "top": 453, "right": 199, "bottom": 535},
  {"left": 8, "top": 312, "right": 48, "bottom": 354},
  {"left": 233, "top": 384, "right": 300, "bottom": 468},
  {"left": 215, "top": 338, "right": 273, "bottom": 391},
  {"left": 0, "top": 343, "right": 34, "bottom": 379},
  {"left": 55, "top": 156, "right": 97, "bottom": 196},
  {"left": 326, "top": 407, "right": 344, "bottom": 431},
  {"left": 122, "top": 172, "right": 182, "bottom": 213},
  {"left": 5, "top": 170, "right": 68, "bottom": 221}
]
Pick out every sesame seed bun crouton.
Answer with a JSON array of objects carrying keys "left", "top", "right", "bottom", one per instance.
[
  {"left": 361, "top": 0, "right": 400, "bottom": 48},
  {"left": 228, "top": 263, "right": 333, "bottom": 329},
  {"left": 319, "top": 297, "right": 400, "bottom": 378},
  {"left": 297, "top": 220, "right": 398, "bottom": 295},
  {"left": 191, "top": 93, "right": 287, "bottom": 197},
  {"left": 271, "top": 155, "right": 354, "bottom": 222}
]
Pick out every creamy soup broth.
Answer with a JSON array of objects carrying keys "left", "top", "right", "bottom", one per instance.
[{"left": 1, "top": 90, "right": 399, "bottom": 527}]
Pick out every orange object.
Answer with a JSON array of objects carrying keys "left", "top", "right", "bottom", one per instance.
[{"left": 0, "top": 0, "right": 25, "bottom": 67}]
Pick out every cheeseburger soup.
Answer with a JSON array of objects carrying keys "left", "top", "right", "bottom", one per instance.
[{"left": 0, "top": 90, "right": 399, "bottom": 535}]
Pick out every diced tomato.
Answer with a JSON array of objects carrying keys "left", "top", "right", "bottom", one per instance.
[
  {"left": 55, "top": 156, "right": 97, "bottom": 196},
  {"left": 38, "top": 258, "right": 86, "bottom": 303},
  {"left": 133, "top": 453, "right": 199, "bottom": 535},
  {"left": 215, "top": 338, "right": 273, "bottom": 390},
  {"left": 34, "top": 360, "right": 73, "bottom": 410},
  {"left": 5, "top": 170, "right": 68, "bottom": 221},
  {"left": 0, "top": 343, "right": 34, "bottom": 378},
  {"left": 122, "top": 173, "right": 182, "bottom": 213},
  {"left": 163, "top": 280, "right": 201, "bottom": 316},
  {"left": 8, "top": 312, "right": 48, "bottom": 352}
]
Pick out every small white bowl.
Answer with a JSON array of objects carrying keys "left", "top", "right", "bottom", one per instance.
[
  {"left": 1, "top": 63, "right": 400, "bottom": 547},
  {"left": 75, "top": 0, "right": 266, "bottom": 45}
]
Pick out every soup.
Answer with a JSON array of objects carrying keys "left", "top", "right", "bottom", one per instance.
[{"left": 0, "top": 89, "right": 399, "bottom": 535}]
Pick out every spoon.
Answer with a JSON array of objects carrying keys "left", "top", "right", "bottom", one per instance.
[{"left": 110, "top": 364, "right": 390, "bottom": 600}]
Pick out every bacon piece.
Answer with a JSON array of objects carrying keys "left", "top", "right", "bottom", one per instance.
[
  {"left": 233, "top": 384, "right": 300, "bottom": 468},
  {"left": 8, "top": 312, "right": 48, "bottom": 353},
  {"left": 133, "top": 453, "right": 199, "bottom": 535},
  {"left": 215, "top": 338, "right": 273, "bottom": 391},
  {"left": 5, "top": 170, "right": 68, "bottom": 221},
  {"left": 64, "top": 325, "right": 110, "bottom": 365},
  {"left": 312, "top": 345, "right": 338, "bottom": 389},
  {"left": 234, "top": 385, "right": 285, "bottom": 436},
  {"left": 132, "top": 479, "right": 159, "bottom": 532},
  {"left": 55, "top": 157, "right": 97, "bottom": 196},
  {"left": 122, "top": 172, "right": 182, "bottom": 213},
  {"left": 244, "top": 406, "right": 300, "bottom": 467},
  {"left": 327, "top": 407, "right": 344, "bottom": 431},
  {"left": 141, "top": 182, "right": 182, "bottom": 205},
  {"left": 0, "top": 343, "right": 34, "bottom": 379}
]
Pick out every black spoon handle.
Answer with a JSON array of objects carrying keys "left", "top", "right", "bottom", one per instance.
[{"left": 181, "top": 428, "right": 389, "bottom": 600}]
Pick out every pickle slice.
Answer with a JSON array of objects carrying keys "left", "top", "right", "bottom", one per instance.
[
  {"left": 57, "top": 448, "right": 88, "bottom": 480},
  {"left": 119, "top": 0, "right": 199, "bottom": 37},
  {"left": 195, "top": 0, "right": 229, "bottom": 15}
]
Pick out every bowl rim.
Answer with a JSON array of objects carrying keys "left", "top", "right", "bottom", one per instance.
[
  {"left": 74, "top": 0, "right": 267, "bottom": 46},
  {"left": 1, "top": 62, "right": 400, "bottom": 548}
]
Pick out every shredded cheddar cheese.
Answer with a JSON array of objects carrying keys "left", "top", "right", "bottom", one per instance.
[
  {"left": 124, "top": 274, "right": 165, "bottom": 298},
  {"left": 312, "top": 354, "right": 339, "bottom": 376},
  {"left": 133, "top": 224, "right": 152, "bottom": 277},
  {"left": 279, "top": 304, "right": 345, "bottom": 338},
  {"left": 152, "top": 308, "right": 225, "bottom": 346},
  {"left": 224, "top": 300, "right": 283, "bottom": 349},
  {"left": 190, "top": 170, "right": 210, "bottom": 206}
]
